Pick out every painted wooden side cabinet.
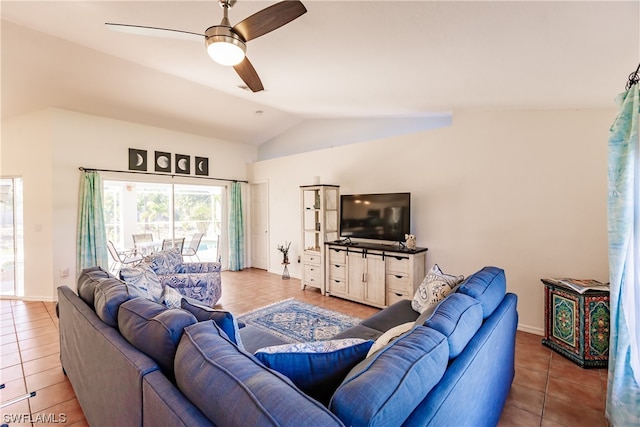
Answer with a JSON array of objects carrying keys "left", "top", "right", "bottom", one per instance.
[{"left": 540, "top": 279, "right": 610, "bottom": 368}]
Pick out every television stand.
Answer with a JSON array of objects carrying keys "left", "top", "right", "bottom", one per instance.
[{"left": 324, "top": 241, "right": 428, "bottom": 308}]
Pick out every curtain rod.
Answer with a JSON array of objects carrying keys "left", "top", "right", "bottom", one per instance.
[
  {"left": 625, "top": 62, "right": 640, "bottom": 90},
  {"left": 78, "top": 167, "right": 248, "bottom": 183}
]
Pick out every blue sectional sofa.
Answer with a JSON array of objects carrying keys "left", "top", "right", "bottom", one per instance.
[{"left": 58, "top": 266, "right": 517, "bottom": 426}]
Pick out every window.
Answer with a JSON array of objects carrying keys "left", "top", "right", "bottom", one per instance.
[
  {"left": 104, "top": 180, "right": 224, "bottom": 262},
  {"left": 0, "top": 177, "right": 24, "bottom": 296}
]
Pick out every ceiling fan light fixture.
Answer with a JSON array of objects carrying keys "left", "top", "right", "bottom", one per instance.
[{"left": 205, "top": 27, "right": 246, "bottom": 66}]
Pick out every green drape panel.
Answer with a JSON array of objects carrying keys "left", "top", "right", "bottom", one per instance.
[
  {"left": 606, "top": 83, "right": 640, "bottom": 426},
  {"left": 228, "top": 182, "right": 245, "bottom": 271},
  {"left": 76, "top": 171, "right": 108, "bottom": 275}
]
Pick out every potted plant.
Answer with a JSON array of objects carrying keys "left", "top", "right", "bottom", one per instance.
[{"left": 277, "top": 241, "right": 291, "bottom": 264}]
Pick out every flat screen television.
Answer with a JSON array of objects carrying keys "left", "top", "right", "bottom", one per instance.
[{"left": 340, "top": 193, "right": 410, "bottom": 242}]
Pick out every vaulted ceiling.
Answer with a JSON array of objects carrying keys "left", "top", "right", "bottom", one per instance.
[{"left": 2, "top": 1, "right": 638, "bottom": 146}]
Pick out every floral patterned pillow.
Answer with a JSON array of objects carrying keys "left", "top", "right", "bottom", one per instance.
[
  {"left": 145, "top": 248, "right": 183, "bottom": 275},
  {"left": 411, "top": 264, "right": 464, "bottom": 314},
  {"left": 119, "top": 263, "right": 163, "bottom": 303}
]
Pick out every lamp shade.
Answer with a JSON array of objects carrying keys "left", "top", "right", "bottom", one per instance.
[{"left": 205, "top": 26, "right": 246, "bottom": 66}]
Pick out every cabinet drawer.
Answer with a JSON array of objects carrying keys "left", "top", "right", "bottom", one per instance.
[
  {"left": 387, "top": 255, "right": 410, "bottom": 274},
  {"left": 304, "top": 251, "right": 321, "bottom": 265},
  {"left": 304, "top": 264, "right": 321, "bottom": 279},
  {"left": 328, "top": 248, "right": 347, "bottom": 264},
  {"left": 387, "top": 290, "right": 410, "bottom": 306},
  {"left": 329, "top": 263, "right": 346, "bottom": 280},
  {"left": 328, "top": 278, "right": 347, "bottom": 295},
  {"left": 387, "top": 273, "right": 412, "bottom": 294}
]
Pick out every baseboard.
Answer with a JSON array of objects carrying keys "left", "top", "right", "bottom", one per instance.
[
  {"left": 0, "top": 295, "right": 57, "bottom": 302},
  {"left": 517, "top": 324, "right": 544, "bottom": 336}
]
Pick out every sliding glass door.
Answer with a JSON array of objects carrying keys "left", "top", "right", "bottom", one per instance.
[
  {"left": 104, "top": 180, "right": 224, "bottom": 262},
  {"left": 0, "top": 178, "right": 24, "bottom": 296}
]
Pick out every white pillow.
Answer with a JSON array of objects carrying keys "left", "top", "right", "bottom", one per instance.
[
  {"left": 367, "top": 322, "right": 415, "bottom": 357},
  {"left": 162, "top": 286, "right": 183, "bottom": 309},
  {"left": 411, "top": 264, "right": 464, "bottom": 314}
]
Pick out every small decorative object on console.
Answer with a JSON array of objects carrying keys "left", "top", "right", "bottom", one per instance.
[{"left": 405, "top": 234, "right": 417, "bottom": 250}]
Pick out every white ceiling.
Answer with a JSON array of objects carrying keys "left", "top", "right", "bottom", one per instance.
[{"left": 2, "top": 1, "right": 639, "bottom": 146}]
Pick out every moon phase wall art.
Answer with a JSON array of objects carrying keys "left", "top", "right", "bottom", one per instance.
[
  {"left": 155, "top": 151, "right": 171, "bottom": 172},
  {"left": 128, "top": 148, "right": 147, "bottom": 171},
  {"left": 195, "top": 157, "right": 209, "bottom": 176},
  {"left": 175, "top": 154, "right": 190, "bottom": 175},
  {"left": 127, "top": 149, "right": 209, "bottom": 177}
]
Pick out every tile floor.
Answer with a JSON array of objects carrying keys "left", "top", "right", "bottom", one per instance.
[{"left": 0, "top": 268, "right": 608, "bottom": 426}]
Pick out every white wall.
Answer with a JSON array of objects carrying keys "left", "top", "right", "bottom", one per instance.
[
  {"left": 248, "top": 109, "right": 614, "bottom": 334},
  {"left": 2, "top": 108, "right": 257, "bottom": 300}
]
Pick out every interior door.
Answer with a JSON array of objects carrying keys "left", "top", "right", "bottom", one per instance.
[{"left": 250, "top": 182, "right": 269, "bottom": 270}]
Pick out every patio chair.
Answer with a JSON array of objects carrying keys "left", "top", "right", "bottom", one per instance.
[
  {"left": 106, "top": 241, "right": 142, "bottom": 274},
  {"left": 132, "top": 233, "right": 153, "bottom": 243},
  {"left": 132, "top": 233, "right": 157, "bottom": 255},
  {"left": 183, "top": 232, "right": 204, "bottom": 262},
  {"left": 162, "top": 237, "right": 185, "bottom": 253}
]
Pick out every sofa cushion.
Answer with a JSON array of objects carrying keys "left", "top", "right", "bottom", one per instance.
[
  {"left": 77, "top": 267, "right": 114, "bottom": 309},
  {"left": 145, "top": 249, "right": 183, "bottom": 275},
  {"left": 180, "top": 298, "right": 243, "bottom": 347},
  {"left": 93, "top": 278, "right": 147, "bottom": 328},
  {"left": 360, "top": 299, "right": 420, "bottom": 332},
  {"left": 425, "top": 293, "right": 483, "bottom": 359},
  {"left": 174, "top": 321, "right": 343, "bottom": 426},
  {"left": 457, "top": 266, "right": 506, "bottom": 319},
  {"left": 412, "top": 264, "right": 464, "bottom": 314},
  {"left": 331, "top": 323, "right": 385, "bottom": 341},
  {"left": 255, "top": 339, "right": 373, "bottom": 405},
  {"left": 119, "top": 263, "right": 163, "bottom": 302},
  {"left": 329, "top": 326, "right": 448, "bottom": 427},
  {"left": 118, "top": 297, "right": 197, "bottom": 378}
]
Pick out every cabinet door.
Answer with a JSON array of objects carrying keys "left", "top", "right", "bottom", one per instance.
[
  {"left": 365, "top": 254, "right": 386, "bottom": 305},
  {"left": 347, "top": 253, "right": 365, "bottom": 301}
]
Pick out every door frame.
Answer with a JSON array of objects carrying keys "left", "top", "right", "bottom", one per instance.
[{"left": 249, "top": 180, "right": 269, "bottom": 270}]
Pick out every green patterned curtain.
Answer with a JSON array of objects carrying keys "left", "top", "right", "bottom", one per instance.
[
  {"left": 228, "top": 181, "right": 245, "bottom": 271},
  {"left": 606, "top": 82, "right": 640, "bottom": 426},
  {"left": 76, "top": 170, "right": 108, "bottom": 274}
]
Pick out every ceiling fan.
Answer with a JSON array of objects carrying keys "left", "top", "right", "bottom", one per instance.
[{"left": 105, "top": 0, "right": 307, "bottom": 92}]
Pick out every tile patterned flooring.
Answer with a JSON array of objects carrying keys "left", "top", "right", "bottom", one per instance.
[{"left": 0, "top": 268, "right": 608, "bottom": 426}]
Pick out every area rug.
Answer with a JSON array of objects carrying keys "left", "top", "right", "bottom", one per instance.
[{"left": 238, "top": 298, "right": 362, "bottom": 343}]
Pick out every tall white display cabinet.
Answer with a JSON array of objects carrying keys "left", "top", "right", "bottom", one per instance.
[{"left": 300, "top": 185, "right": 340, "bottom": 295}]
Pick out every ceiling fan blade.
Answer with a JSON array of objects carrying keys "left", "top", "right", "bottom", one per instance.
[
  {"left": 233, "top": 58, "right": 264, "bottom": 92},
  {"left": 105, "top": 23, "right": 203, "bottom": 42},
  {"left": 232, "top": 1, "right": 307, "bottom": 42}
]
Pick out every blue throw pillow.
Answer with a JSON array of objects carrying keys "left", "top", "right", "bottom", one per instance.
[
  {"left": 329, "top": 326, "right": 449, "bottom": 427},
  {"left": 174, "top": 321, "right": 342, "bottom": 426},
  {"left": 255, "top": 339, "right": 373, "bottom": 405},
  {"left": 180, "top": 298, "right": 243, "bottom": 348}
]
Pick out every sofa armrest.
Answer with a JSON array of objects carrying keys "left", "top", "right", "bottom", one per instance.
[
  {"left": 58, "top": 286, "right": 160, "bottom": 427},
  {"left": 177, "top": 262, "right": 221, "bottom": 274},
  {"left": 143, "top": 371, "right": 214, "bottom": 427}
]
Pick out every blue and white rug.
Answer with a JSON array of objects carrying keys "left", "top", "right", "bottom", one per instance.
[{"left": 238, "top": 298, "right": 362, "bottom": 343}]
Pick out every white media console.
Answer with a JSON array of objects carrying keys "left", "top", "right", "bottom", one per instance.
[{"left": 325, "top": 241, "right": 428, "bottom": 308}]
